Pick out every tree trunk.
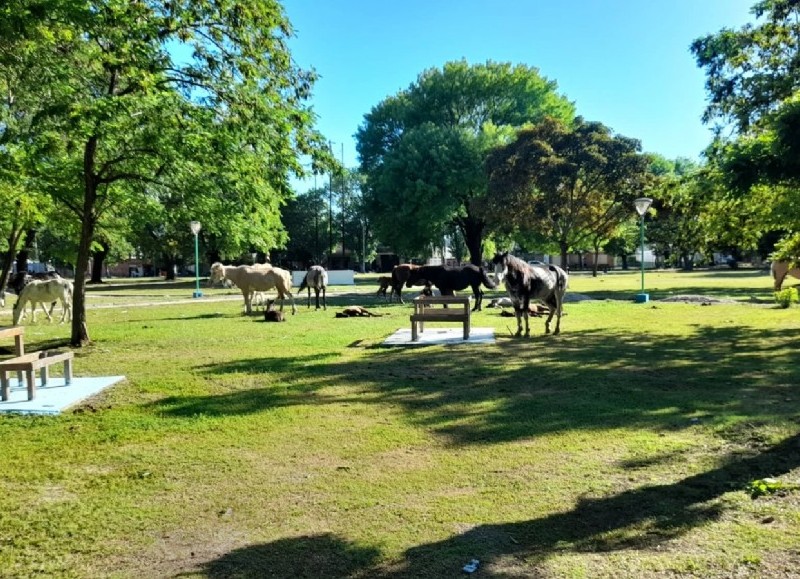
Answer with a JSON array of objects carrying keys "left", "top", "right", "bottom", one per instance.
[
  {"left": 71, "top": 136, "right": 99, "bottom": 347},
  {"left": 621, "top": 254, "right": 629, "bottom": 270},
  {"left": 592, "top": 246, "right": 600, "bottom": 277},
  {"left": 163, "top": 253, "right": 177, "bottom": 280},
  {"left": 559, "top": 241, "right": 569, "bottom": 271},
  {"left": 0, "top": 227, "right": 25, "bottom": 294},
  {"left": 89, "top": 240, "right": 109, "bottom": 284},
  {"left": 460, "top": 217, "right": 484, "bottom": 266}
]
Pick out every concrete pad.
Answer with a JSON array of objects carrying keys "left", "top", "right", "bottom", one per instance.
[
  {"left": 0, "top": 376, "right": 126, "bottom": 415},
  {"left": 383, "top": 327, "right": 495, "bottom": 346}
]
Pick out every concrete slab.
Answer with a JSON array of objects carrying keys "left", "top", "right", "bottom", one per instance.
[
  {"left": 383, "top": 327, "right": 495, "bottom": 346},
  {"left": 0, "top": 376, "right": 126, "bottom": 415}
]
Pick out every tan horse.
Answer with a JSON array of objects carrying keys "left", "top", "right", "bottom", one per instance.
[
  {"left": 12, "top": 278, "right": 73, "bottom": 325},
  {"left": 771, "top": 260, "right": 800, "bottom": 291},
  {"left": 209, "top": 262, "right": 296, "bottom": 315}
]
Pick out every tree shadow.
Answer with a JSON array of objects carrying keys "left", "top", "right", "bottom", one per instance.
[
  {"left": 146, "top": 324, "right": 800, "bottom": 449},
  {"left": 194, "top": 433, "right": 800, "bottom": 577},
  {"left": 194, "top": 533, "right": 381, "bottom": 579}
]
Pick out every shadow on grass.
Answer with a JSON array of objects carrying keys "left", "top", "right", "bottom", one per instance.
[
  {"left": 196, "top": 432, "right": 800, "bottom": 578},
  {"left": 147, "top": 324, "right": 800, "bottom": 448}
]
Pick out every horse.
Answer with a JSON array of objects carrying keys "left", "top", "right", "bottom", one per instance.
[
  {"left": 375, "top": 276, "right": 392, "bottom": 299},
  {"left": 5, "top": 271, "right": 60, "bottom": 313},
  {"left": 405, "top": 264, "right": 496, "bottom": 311},
  {"left": 12, "top": 278, "right": 73, "bottom": 325},
  {"left": 209, "top": 262, "right": 296, "bottom": 316},
  {"left": 771, "top": 260, "right": 800, "bottom": 291},
  {"left": 389, "top": 264, "right": 420, "bottom": 304},
  {"left": 298, "top": 265, "right": 328, "bottom": 310},
  {"left": 491, "top": 251, "right": 568, "bottom": 336}
]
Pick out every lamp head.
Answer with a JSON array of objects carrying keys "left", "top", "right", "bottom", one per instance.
[
  {"left": 190, "top": 221, "right": 201, "bottom": 235},
  {"left": 634, "top": 197, "right": 653, "bottom": 217}
]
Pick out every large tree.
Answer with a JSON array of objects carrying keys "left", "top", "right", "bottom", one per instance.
[
  {"left": 357, "top": 60, "right": 575, "bottom": 265},
  {"left": 692, "top": 0, "right": 800, "bottom": 261},
  {"left": 485, "top": 116, "right": 652, "bottom": 267},
  {"left": 1, "top": 1, "right": 332, "bottom": 345}
]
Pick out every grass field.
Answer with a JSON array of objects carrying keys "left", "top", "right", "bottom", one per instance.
[{"left": 0, "top": 268, "right": 798, "bottom": 578}]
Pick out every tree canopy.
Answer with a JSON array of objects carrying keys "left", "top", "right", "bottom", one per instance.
[
  {"left": 356, "top": 60, "right": 575, "bottom": 265},
  {"left": 485, "top": 116, "right": 653, "bottom": 267},
  {"left": 0, "top": 0, "right": 333, "bottom": 345}
]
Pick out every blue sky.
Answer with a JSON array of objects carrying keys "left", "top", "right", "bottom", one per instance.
[{"left": 284, "top": 0, "right": 756, "bottom": 192}]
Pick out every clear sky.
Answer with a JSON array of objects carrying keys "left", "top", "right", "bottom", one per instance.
[{"left": 284, "top": 0, "right": 756, "bottom": 192}]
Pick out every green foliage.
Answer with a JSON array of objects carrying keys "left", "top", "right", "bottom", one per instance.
[
  {"left": 485, "top": 116, "right": 653, "bottom": 263},
  {"left": 746, "top": 477, "right": 800, "bottom": 498},
  {"left": 773, "top": 287, "right": 798, "bottom": 308},
  {"left": 1, "top": 0, "right": 333, "bottom": 344},
  {"left": 357, "top": 60, "right": 574, "bottom": 263}
]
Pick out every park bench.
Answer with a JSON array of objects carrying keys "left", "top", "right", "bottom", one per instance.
[
  {"left": 410, "top": 295, "right": 471, "bottom": 341},
  {"left": 0, "top": 350, "right": 74, "bottom": 401}
]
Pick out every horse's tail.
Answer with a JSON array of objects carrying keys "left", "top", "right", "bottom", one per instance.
[
  {"left": 551, "top": 265, "right": 569, "bottom": 294},
  {"left": 298, "top": 272, "right": 309, "bottom": 292},
  {"left": 480, "top": 267, "right": 497, "bottom": 289}
]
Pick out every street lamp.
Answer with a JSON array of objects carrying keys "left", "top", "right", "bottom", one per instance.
[
  {"left": 634, "top": 197, "right": 653, "bottom": 303},
  {"left": 190, "top": 221, "right": 203, "bottom": 298}
]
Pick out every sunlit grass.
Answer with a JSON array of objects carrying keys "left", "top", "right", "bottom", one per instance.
[{"left": 0, "top": 268, "right": 798, "bottom": 578}]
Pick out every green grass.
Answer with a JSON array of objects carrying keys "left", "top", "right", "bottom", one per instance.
[{"left": 1, "top": 268, "right": 799, "bottom": 578}]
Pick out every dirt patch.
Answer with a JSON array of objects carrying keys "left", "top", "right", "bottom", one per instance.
[{"left": 659, "top": 295, "right": 737, "bottom": 304}]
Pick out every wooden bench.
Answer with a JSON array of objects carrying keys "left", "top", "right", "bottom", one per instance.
[
  {"left": 410, "top": 295, "right": 471, "bottom": 341},
  {"left": 0, "top": 350, "right": 74, "bottom": 401},
  {"left": 0, "top": 326, "right": 26, "bottom": 387}
]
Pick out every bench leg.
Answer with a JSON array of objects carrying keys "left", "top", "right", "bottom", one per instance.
[
  {"left": 1, "top": 371, "right": 8, "bottom": 401},
  {"left": 411, "top": 321, "right": 419, "bottom": 342},
  {"left": 64, "top": 359, "right": 73, "bottom": 385},
  {"left": 41, "top": 365, "right": 49, "bottom": 387},
  {"left": 26, "top": 369, "right": 36, "bottom": 400}
]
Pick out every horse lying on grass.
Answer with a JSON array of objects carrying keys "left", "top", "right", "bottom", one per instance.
[
  {"left": 12, "top": 278, "right": 73, "bottom": 325},
  {"left": 298, "top": 265, "right": 328, "bottom": 310},
  {"left": 405, "top": 264, "right": 496, "bottom": 311},
  {"left": 492, "top": 251, "right": 568, "bottom": 336},
  {"left": 209, "top": 262, "right": 296, "bottom": 316}
]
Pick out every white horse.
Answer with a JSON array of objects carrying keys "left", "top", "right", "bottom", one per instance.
[
  {"left": 12, "top": 278, "right": 73, "bottom": 325},
  {"left": 209, "top": 262, "right": 296, "bottom": 315},
  {"left": 298, "top": 265, "right": 328, "bottom": 310}
]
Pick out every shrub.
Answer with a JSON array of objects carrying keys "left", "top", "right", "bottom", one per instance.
[{"left": 774, "top": 287, "right": 799, "bottom": 308}]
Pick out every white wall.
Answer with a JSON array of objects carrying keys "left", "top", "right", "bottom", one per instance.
[{"left": 292, "top": 270, "right": 355, "bottom": 286}]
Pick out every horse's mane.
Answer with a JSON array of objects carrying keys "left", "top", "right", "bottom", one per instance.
[{"left": 503, "top": 252, "right": 529, "bottom": 272}]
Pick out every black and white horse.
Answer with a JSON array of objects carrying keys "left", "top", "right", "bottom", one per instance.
[
  {"left": 491, "top": 252, "right": 568, "bottom": 336},
  {"left": 298, "top": 265, "right": 328, "bottom": 310}
]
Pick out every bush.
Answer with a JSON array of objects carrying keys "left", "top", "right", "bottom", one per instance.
[{"left": 774, "top": 287, "right": 799, "bottom": 308}]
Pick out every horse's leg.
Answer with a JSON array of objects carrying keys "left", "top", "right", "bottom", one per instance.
[
  {"left": 552, "top": 292, "right": 563, "bottom": 335},
  {"left": 522, "top": 296, "right": 531, "bottom": 336},
  {"left": 287, "top": 289, "right": 296, "bottom": 315},
  {"left": 471, "top": 284, "right": 482, "bottom": 311},
  {"left": 307, "top": 287, "right": 311, "bottom": 308},
  {"left": 322, "top": 287, "right": 327, "bottom": 310},
  {"left": 39, "top": 301, "right": 53, "bottom": 322},
  {"left": 242, "top": 288, "right": 252, "bottom": 315}
]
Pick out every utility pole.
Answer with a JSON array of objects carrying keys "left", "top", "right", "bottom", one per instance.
[
  {"left": 340, "top": 143, "right": 346, "bottom": 269},
  {"left": 328, "top": 141, "right": 333, "bottom": 264}
]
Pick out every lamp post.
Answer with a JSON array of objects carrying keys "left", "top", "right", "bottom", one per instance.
[
  {"left": 634, "top": 197, "right": 653, "bottom": 303},
  {"left": 190, "top": 221, "right": 202, "bottom": 298}
]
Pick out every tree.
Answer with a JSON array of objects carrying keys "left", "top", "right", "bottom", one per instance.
[
  {"left": 693, "top": 0, "right": 800, "bottom": 261},
  {"left": 1, "top": 1, "right": 332, "bottom": 345},
  {"left": 357, "top": 60, "right": 575, "bottom": 265},
  {"left": 485, "top": 116, "right": 652, "bottom": 267}
]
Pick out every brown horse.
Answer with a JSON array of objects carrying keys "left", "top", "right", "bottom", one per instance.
[
  {"left": 389, "top": 264, "right": 420, "bottom": 304},
  {"left": 405, "top": 264, "right": 496, "bottom": 311}
]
